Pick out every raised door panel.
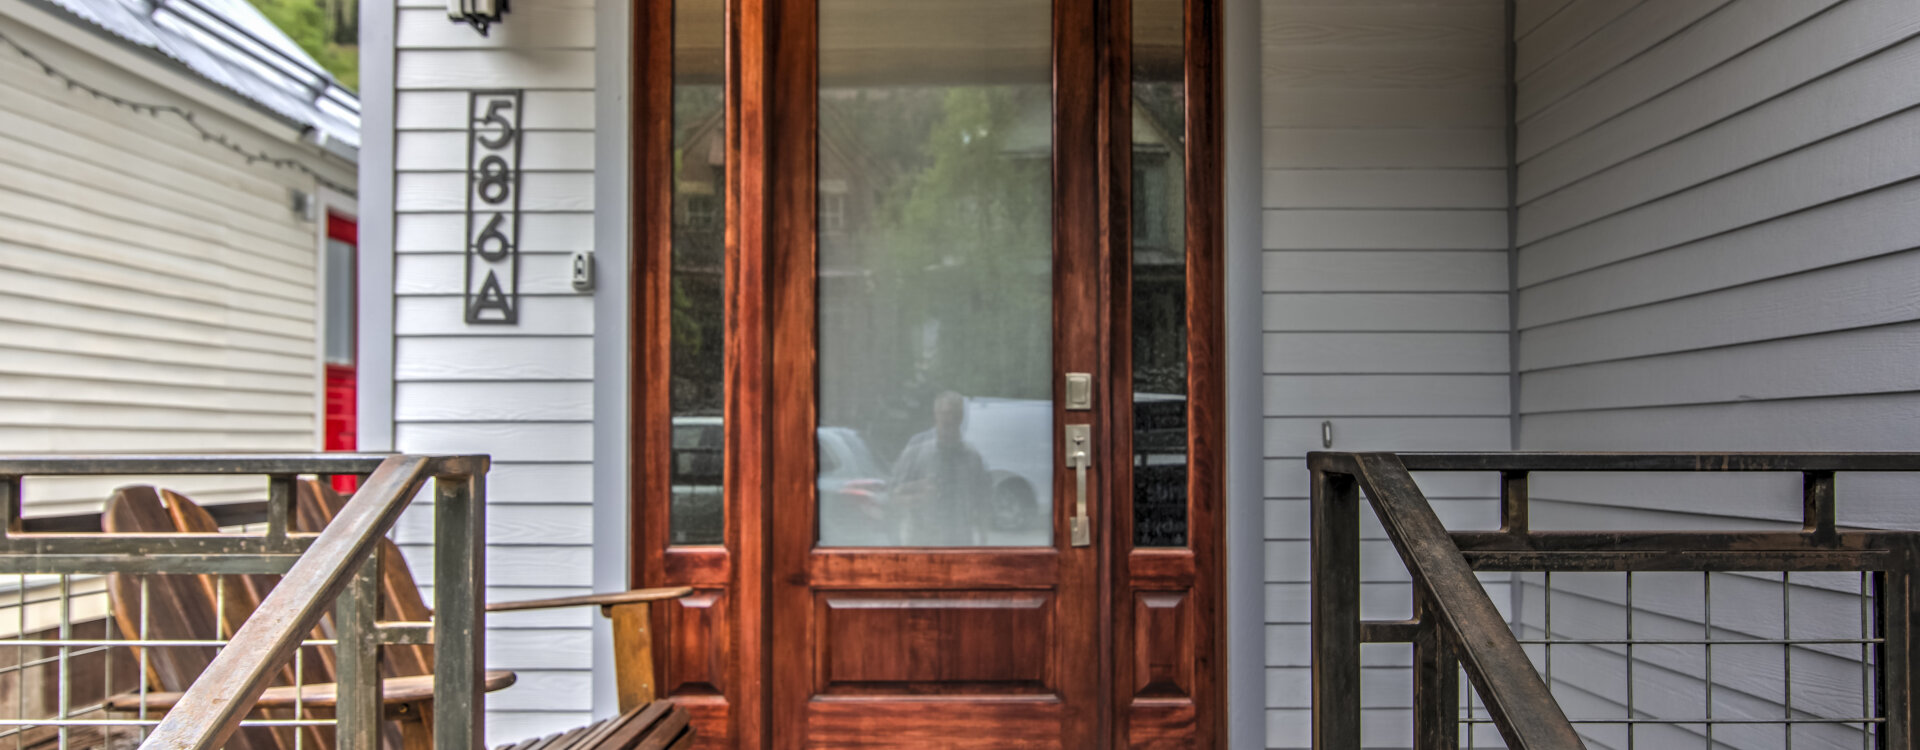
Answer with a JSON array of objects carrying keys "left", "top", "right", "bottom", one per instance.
[
  {"left": 1132, "top": 591, "right": 1193, "bottom": 699},
  {"left": 805, "top": 700, "right": 1064, "bottom": 748},
  {"left": 816, "top": 591, "right": 1055, "bottom": 695},
  {"left": 1128, "top": 590, "right": 1199, "bottom": 749},
  {"left": 663, "top": 589, "right": 729, "bottom": 698}
]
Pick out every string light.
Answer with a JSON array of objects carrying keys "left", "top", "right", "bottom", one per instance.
[{"left": 0, "top": 27, "right": 356, "bottom": 196}]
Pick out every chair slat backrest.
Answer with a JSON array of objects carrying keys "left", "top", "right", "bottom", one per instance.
[
  {"left": 159, "top": 489, "right": 338, "bottom": 749},
  {"left": 102, "top": 486, "right": 289, "bottom": 750}
]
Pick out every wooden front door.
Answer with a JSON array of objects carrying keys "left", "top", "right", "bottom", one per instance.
[
  {"left": 631, "top": 0, "right": 1222, "bottom": 746},
  {"left": 767, "top": 0, "right": 1103, "bottom": 744}
]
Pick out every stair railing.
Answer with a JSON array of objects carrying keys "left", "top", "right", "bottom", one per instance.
[
  {"left": 0, "top": 454, "right": 487, "bottom": 750},
  {"left": 1310, "top": 451, "right": 1920, "bottom": 749}
]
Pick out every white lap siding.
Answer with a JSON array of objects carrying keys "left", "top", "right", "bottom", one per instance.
[
  {"left": 377, "top": 0, "right": 598, "bottom": 737},
  {"left": 1260, "top": 0, "right": 1513, "bottom": 746},
  {"left": 0, "top": 5, "right": 347, "bottom": 513},
  {"left": 1515, "top": 0, "right": 1920, "bottom": 746}
]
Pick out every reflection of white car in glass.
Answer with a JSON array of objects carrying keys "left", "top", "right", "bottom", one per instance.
[
  {"left": 956, "top": 398, "right": 1053, "bottom": 533},
  {"left": 958, "top": 395, "right": 1187, "bottom": 535},
  {"left": 670, "top": 416, "right": 725, "bottom": 544},
  {"left": 816, "top": 426, "right": 896, "bottom": 545},
  {"left": 670, "top": 417, "right": 894, "bottom": 545}
]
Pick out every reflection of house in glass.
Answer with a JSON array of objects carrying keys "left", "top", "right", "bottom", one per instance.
[
  {"left": 666, "top": 18, "right": 727, "bottom": 544},
  {"left": 1131, "top": 84, "right": 1188, "bottom": 398},
  {"left": 670, "top": 89, "right": 725, "bottom": 421},
  {"left": 815, "top": 85, "right": 1055, "bottom": 467}
]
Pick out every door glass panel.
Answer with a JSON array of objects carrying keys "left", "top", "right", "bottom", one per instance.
[
  {"left": 1131, "top": 0, "right": 1187, "bottom": 547},
  {"left": 322, "top": 234, "right": 355, "bottom": 366},
  {"left": 817, "top": 0, "right": 1054, "bottom": 547},
  {"left": 669, "top": 0, "right": 726, "bottom": 545}
]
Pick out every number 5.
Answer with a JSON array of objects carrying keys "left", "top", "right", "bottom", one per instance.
[{"left": 475, "top": 98, "right": 517, "bottom": 149}]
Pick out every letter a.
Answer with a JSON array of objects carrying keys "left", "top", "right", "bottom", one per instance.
[{"left": 467, "top": 270, "right": 517, "bottom": 324}]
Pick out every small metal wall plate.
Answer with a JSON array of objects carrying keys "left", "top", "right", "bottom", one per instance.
[{"left": 570, "top": 250, "right": 596, "bottom": 292}]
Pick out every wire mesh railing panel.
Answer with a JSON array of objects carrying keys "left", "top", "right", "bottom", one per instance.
[
  {"left": 0, "top": 573, "right": 341, "bottom": 749},
  {"left": 0, "top": 454, "right": 487, "bottom": 750},
  {"left": 1313, "top": 452, "right": 1920, "bottom": 750},
  {"left": 1448, "top": 570, "right": 1885, "bottom": 750}
]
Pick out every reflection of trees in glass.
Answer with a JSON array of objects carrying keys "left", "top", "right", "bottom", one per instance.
[
  {"left": 1130, "top": 81, "right": 1187, "bottom": 398},
  {"left": 1130, "top": 30, "right": 1190, "bottom": 546},
  {"left": 671, "top": 85, "right": 726, "bottom": 417},
  {"left": 883, "top": 87, "right": 1051, "bottom": 398},
  {"left": 820, "top": 85, "right": 1052, "bottom": 460}
]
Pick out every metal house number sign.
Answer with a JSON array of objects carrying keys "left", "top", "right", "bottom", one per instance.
[{"left": 465, "top": 90, "right": 523, "bottom": 324}]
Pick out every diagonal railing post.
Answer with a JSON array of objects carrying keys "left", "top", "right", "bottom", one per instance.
[
  {"left": 434, "top": 458, "right": 489, "bottom": 750},
  {"left": 1311, "top": 454, "right": 1362, "bottom": 749},
  {"left": 1350, "top": 452, "right": 1583, "bottom": 749}
]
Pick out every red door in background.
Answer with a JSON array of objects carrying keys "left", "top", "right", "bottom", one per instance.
[{"left": 324, "top": 212, "right": 358, "bottom": 491}]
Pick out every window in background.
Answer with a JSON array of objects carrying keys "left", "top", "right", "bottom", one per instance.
[{"left": 323, "top": 212, "right": 358, "bottom": 492}]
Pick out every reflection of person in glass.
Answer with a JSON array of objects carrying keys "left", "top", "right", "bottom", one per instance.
[{"left": 889, "top": 391, "right": 992, "bottom": 546}]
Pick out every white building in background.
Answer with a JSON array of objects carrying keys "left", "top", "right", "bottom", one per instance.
[{"left": 0, "top": 0, "right": 360, "bottom": 512}]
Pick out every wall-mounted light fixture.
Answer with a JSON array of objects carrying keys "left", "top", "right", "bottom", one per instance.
[
  {"left": 289, "top": 188, "right": 316, "bottom": 222},
  {"left": 448, "top": 0, "right": 507, "bottom": 36}
]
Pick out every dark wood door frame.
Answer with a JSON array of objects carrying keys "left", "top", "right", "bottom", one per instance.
[
  {"left": 629, "top": 0, "right": 748, "bottom": 745},
  {"left": 629, "top": 0, "right": 1225, "bottom": 746},
  {"left": 1104, "top": 0, "right": 1226, "bottom": 745}
]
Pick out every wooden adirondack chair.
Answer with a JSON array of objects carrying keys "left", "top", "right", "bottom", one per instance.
[
  {"left": 100, "top": 485, "right": 334, "bottom": 750},
  {"left": 100, "top": 482, "right": 693, "bottom": 750}
]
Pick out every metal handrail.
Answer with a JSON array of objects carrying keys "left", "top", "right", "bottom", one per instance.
[
  {"left": 1396, "top": 451, "right": 1920, "bottom": 473},
  {"left": 1312, "top": 452, "right": 1581, "bottom": 749},
  {"left": 1309, "top": 451, "right": 1920, "bottom": 750},
  {"left": 0, "top": 453, "right": 487, "bottom": 750}
]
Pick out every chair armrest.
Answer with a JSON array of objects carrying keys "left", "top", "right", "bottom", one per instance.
[
  {"left": 106, "top": 670, "right": 518, "bottom": 712},
  {"left": 485, "top": 586, "right": 694, "bottom": 613}
]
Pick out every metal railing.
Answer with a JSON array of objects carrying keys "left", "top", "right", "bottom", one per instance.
[
  {"left": 0, "top": 454, "right": 486, "bottom": 750},
  {"left": 1310, "top": 452, "right": 1920, "bottom": 750}
]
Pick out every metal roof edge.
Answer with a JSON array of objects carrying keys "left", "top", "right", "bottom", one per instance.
[{"left": 8, "top": 0, "right": 358, "bottom": 160}]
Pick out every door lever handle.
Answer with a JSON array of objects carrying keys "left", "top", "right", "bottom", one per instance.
[{"left": 1067, "top": 424, "right": 1091, "bottom": 547}]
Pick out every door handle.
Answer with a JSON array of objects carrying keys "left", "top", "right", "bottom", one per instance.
[{"left": 1066, "top": 424, "right": 1091, "bottom": 547}]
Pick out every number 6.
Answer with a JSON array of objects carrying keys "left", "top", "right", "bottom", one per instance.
[{"left": 474, "top": 214, "right": 512, "bottom": 262}]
